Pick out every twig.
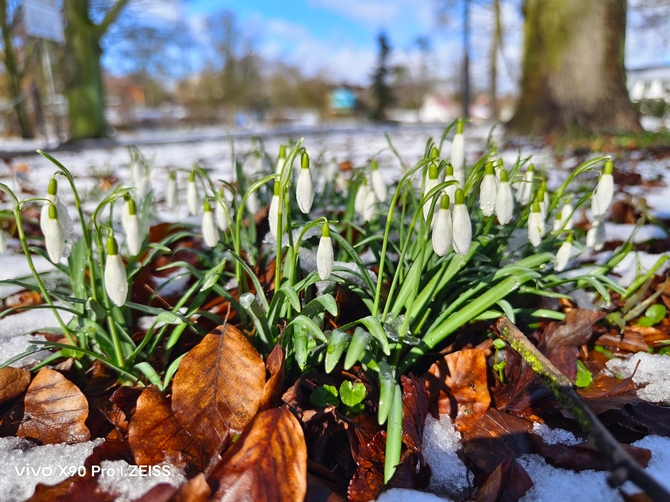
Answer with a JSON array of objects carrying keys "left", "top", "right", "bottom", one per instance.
[{"left": 496, "top": 317, "right": 670, "bottom": 502}]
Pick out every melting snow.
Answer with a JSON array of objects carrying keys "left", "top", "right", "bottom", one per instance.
[{"left": 606, "top": 352, "right": 670, "bottom": 403}]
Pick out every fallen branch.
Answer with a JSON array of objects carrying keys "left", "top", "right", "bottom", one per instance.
[{"left": 496, "top": 317, "right": 670, "bottom": 502}]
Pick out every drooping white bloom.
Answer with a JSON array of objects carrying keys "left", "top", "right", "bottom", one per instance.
[
  {"left": 363, "top": 188, "right": 377, "bottom": 222},
  {"left": 355, "top": 179, "right": 369, "bottom": 217},
  {"left": 495, "top": 169, "right": 514, "bottom": 225},
  {"left": 268, "top": 184, "right": 283, "bottom": 239},
  {"left": 554, "top": 236, "right": 573, "bottom": 272},
  {"left": 324, "top": 157, "right": 338, "bottom": 184},
  {"left": 104, "top": 236, "right": 128, "bottom": 307},
  {"left": 538, "top": 181, "right": 549, "bottom": 220},
  {"left": 479, "top": 162, "right": 497, "bottom": 217},
  {"left": 452, "top": 188, "right": 472, "bottom": 255},
  {"left": 432, "top": 194, "right": 453, "bottom": 257},
  {"left": 166, "top": 171, "right": 177, "bottom": 210},
  {"left": 202, "top": 199, "right": 219, "bottom": 248},
  {"left": 423, "top": 162, "right": 440, "bottom": 220},
  {"left": 246, "top": 189, "right": 260, "bottom": 215},
  {"left": 450, "top": 121, "right": 465, "bottom": 188},
  {"left": 586, "top": 219, "right": 606, "bottom": 251},
  {"left": 296, "top": 152, "right": 314, "bottom": 213},
  {"left": 370, "top": 160, "right": 386, "bottom": 203},
  {"left": 592, "top": 160, "right": 614, "bottom": 219},
  {"left": 528, "top": 201, "right": 544, "bottom": 247},
  {"left": 187, "top": 171, "right": 199, "bottom": 216},
  {"left": 0, "top": 229, "right": 6, "bottom": 254},
  {"left": 276, "top": 144, "right": 287, "bottom": 174},
  {"left": 215, "top": 189, "right": 231, "bottom": 231},
  {"left": 515, "top": 164, "right": 534, "bottom": 205},
  {"left": 42, "top": 203, "right": 65, "bottom": 262},
  {"left": 122, "top": 196, "right": 142, "bottom": 256},
  {"left": 40, "top": 177, "right": 72, "bottom": 259},
  {"left": 560, "top": 201, "right": 574, "bottom": 230},
  {"left": 317, "top": 223, "right": 334, "bottom": 280}
]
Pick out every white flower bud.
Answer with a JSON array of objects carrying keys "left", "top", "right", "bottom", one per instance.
[
  {"left": 432, "top": 194, "right": 453, "bottom": 257},
  {"left": 166, "top": 172, "right": 177, "bottom": 210},
  {"left": 355, "top": 179, "right": 369, "bottom": 217},
  {"left": 363, "top": 188, "right": 377, "bottom": 222},
  {"left": 0, "top": 229, "right": 7, "bottom": 254},
  {"left": 43, "top": 203, "right": 65, "bottom": 263},
  {"left": 40, "top": 178, "right": 72, "bottom": 259},
  {"left": 246, "top": 190, "right": 260, "bottom": 215},
  {"left": 269, "top": 193, "right": 280, "bottom": 240},
  {"left": 423, "top": 162, "right": 440, "bottom": 220},
  {"left": 122, "top": 197, "right": 142, "bottom": 256},
  {"left": 215, "top": 190, "right": 230, "bottom": 231},
  {"left": 296, "top": 152, "right": 314, "bottom": 214},
  {"left": 452, "top": 189, "right": 472, "bottom": 255},
  {"left": 104, "top": 237, "right": 128, "bottom": 307},
  {"left": 528, "top": 201, "right": 544, "bottom": 247},
  {"left": 515, "top": 165, "right": 534, "bottom": 205},
  {"left": 317, "top": 224, "right": 334, "bottom": 280},
  {"left": 187, "top": 171, "right": 199, "bottom": 216},
  {"left": 495, "top": 170, "right": 514, "bottom": 225},
  {"left": 592, "top": 160, "right": 614, "bottom": 219},
  {"left": 202, "top": 200, "right": 219, "bottom": 248},
  {"left": 370, "top": 161, "right": 386, "bottom": 203},
  {"left": 586, "top": 219, "right": 606, "bottom": 251},
  {"left": 479, "top": 163, "right": 497, "bottom": 217},
  {"left": 554, "top": 237, "right": 573, "bottom": 272}
]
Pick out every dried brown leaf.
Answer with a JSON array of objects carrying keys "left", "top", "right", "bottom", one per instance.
[
  {"left": 208, "top": 407, "right": 307, "bottom": 502},
  {"left": 17, "top": 368, "right": 90, "bottom": 444},
  {"left": 134, "top": 473, "right": 211, "bottom": 502},
  {"left": 171, "top": 324, "right": 266, "bottom": 456},
  {"left": 425, "top": 348, "right": 491, "bottom": 432},
  {"left": 476, "top": 456, "right": 533, "bottom": 502},
  {"left": 0, "top": 366, "right": 31, "bottom": 404},
  {"left": 129, "top": 387, "right": 207, "bottom": 469},
  {"left": 260, "top": 341, "right": 285, "bottom": 410}
]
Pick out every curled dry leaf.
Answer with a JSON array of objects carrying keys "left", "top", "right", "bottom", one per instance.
[
  {"left": 259, "top": 341, "right": 285, "bottom": 411},
  {"left": 129, "top": 387, "right": 207, "bottom": 469},
  {"left": 172, "top": 324, "right": 266, "bottom": 456},
  {"left": 475, "top": 456, "right": 533, "bottom": 502},
  {"left": 17, "top": 368, "right": 90, "bottom": 444},
  {"left": 208, "top": 407, "right": 307, "bottom": 502},
  {"left": 425, "top": 347, "right": 491, "bottom": 432},
  {"left": 0, "top": 366, "right": 31, "bottom": 404}
]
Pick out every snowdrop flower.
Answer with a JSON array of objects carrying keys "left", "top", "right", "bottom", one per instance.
[
  {"left": 515, "top": 164, "right": 534, "bottom": 205},
  {"left": 452, "top": 188, "right": 472, "bottom": 255},
  {"left": 104, "top": 235, "right": 128, "bottom": 307},
  {"left": 122, "top": 196, "right": 142, "bottom": 256},
  {"left": 553, "top": 200, "right": 574, "bottom": 232},
  {"left": 296, "top": 152, "right": 314, "bottom": 213},
  {"left": 246, "top": 189, "right": 260, "bottom": 215},
  {"left": 444, "top": 162, "right": 457, "bottom": 204},
  {"left": 450, "top": 120, "right": 465, "bottom": 188},
  {"left": 586, "top": 219, "right": 606, "bottom": 251},
  {"left": 432, "top": 194, "right": 452, "bottom": 257},
  {"left": 0, "top": 229, "right": 6, "bottom": 254},
  {"left": 554, "top": 235, "right": 573, "bottom": 272},
  {"left": 202, "top": 199, "right": 219, "bottom": 248},
  {"left": 42, "top": 203, "right": 65, "bottom": 262},
  {"left": 276, "top": 144, "right": 287, "bottom": 174},
  {"left": 423, "top": 162, "right": 440, "bottom": 220},
  {"left": 40, "top": 177, "right": 72, "bottom": 259},
  {"left": 363, "top": 187, "right": 377, "bottom": 222},
  {"left": 370, "top": 160, "right": 387, "bottom": 203},
  {"left": 317, "top": 223, "right": 334, "bottom": 280},
  {"left": 479, "top": 162, "right": 497, "bottom": 217},
  {"left": 495, "top": 169, "right": 514, "bottom": 225},
  {"left": 324, "top": 157, "right": 338, "bottom": 184},
  {"left": 187, "top": 171, "right": 199, "bottom": 216},
  {"left": 268, "top": 183, "right": 282, "bottom": 240},
  {"left": 528, "top": 200, "right": 544, "bottom": 247},
  {"left": 355, "top": 178, "right": 369, "bottom": 217},
  {"left": 537, "top": 180, "right": 549, "bottom": 220},
  {"left": 215, "top": 188, "right": 231, "bottom": 231},
  {"left": 592, "top": 159, "right": 614, "bottom": 219},
  {"left": 166, "top": 171, "right": 177, "bottom": 210}
]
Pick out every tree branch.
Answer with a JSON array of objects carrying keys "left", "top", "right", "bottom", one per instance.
[
  {"left": 97, "top": 0, "right": 130, "bottom": 36},
  {"left": 496, "top": 317, "right": 670, "bottom": 502}
]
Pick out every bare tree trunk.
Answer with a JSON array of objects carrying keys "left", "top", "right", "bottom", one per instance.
[
  {"left": 489, "top": 0, "right": 501, "bottom": 120},
  {"left": 508, "top": 0, "right": 641, "bottom": 136}
]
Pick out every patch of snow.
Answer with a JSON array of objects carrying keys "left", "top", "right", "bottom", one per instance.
[
  {"left": 377, "top": 488, "right": 452, "bottom": 502},
  {"left": 531, "top": 423, "right": 581, "bottom": 446},
  {"left": 0, "top": 255, "right": 54, "bottom": 299},
  {"left": 96, "top": 460, "right": 185, "bottom": 502},
  {"left": 422, "top": 414, "right": 470, "bottom": 498},
  {"left": 603, "top": 223, "right": 667, "bottom": 243},
  {"left": 606, "top": 352, "right": 670, "bottom": 403},
  {"left": 0, "top": 436, "right": 103, "bottom": 502},
  {"left": 610, "top": 252, "right": 670, "bottom": 288},
  {"left": 626, "top": 435, "right": 670, "bottom": 494}
]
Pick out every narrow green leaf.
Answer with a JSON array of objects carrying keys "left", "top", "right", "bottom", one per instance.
[
  {"left": 384, "top": 383, "right": 403, "bottom": 484},
  {"left": 325, "top": 329, "right": 351, "bottom": 373},
  {"left": 344, "top": 327, "right": 371, "bottom": 370}
]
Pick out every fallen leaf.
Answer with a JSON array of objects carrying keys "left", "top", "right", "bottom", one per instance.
[
  {"left": 129, "top": 387, "right": 206, "bottom": 469},
  {"left": 17, "top": 368, "right": 90, "bottom": 444},
  {"left": 2, "top": 290, "right": 42, "bottom": 313},
  {"left": 476, "top": 456, "right": 533, "bottom": 502},
  {"left": 260, "top": 340, "right": 286, "bottom": 410},
  {"left": 208, "top": 407, "right": 307, "bottom": 502},
  {"left": 172, "top": 324, "right": 266, "bottom": 456},
  {"left": 134, "top": 473, "right": 211, "bottom": 502},
  {"left": 595, "top": 330, "right": 648, "bottom": 354},
  {"left": 347, "top": 429, "right": 386, "bottom": 502},
  {"left": 425, "top": 347, "right": 491, "bottom": 432},
  {"left": 0, "top": 366, "right": 31, "bottom": 404},
  {"left": 400, "top": 374, "right": 429, "bottom": 454}
]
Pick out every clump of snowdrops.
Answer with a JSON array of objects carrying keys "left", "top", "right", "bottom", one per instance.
[{"left": 0, "top": 124, "right": 660, "bottom": 484}]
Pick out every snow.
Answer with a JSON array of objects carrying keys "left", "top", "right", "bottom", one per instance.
[
  {"left": 0, "top": 436, "right": 103, "bottom": 502},
  {"left": 421, "top": 414, "right": 470, "bottom": 498},
  {"left": 603, "top": 223, "right": 667, "bottom": 243},
  {"left": 377, "top": 488, "right": 452, "bottom": 502},
  {"left": 0, "top": 255, "right": 54, "bottom": 299},
  {"left": 531, "top": 423, "right": 581, "bottom": 446},
  {"left": 95, "top": 460, "right": 185, "bottom": 502},
  {"left": 606, "top": 352, "right": 670, "bottom": 403}
]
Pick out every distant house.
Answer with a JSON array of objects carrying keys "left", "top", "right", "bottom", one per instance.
[{"left": 627, "top": 66, "right": 670, "bottom": 104}]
